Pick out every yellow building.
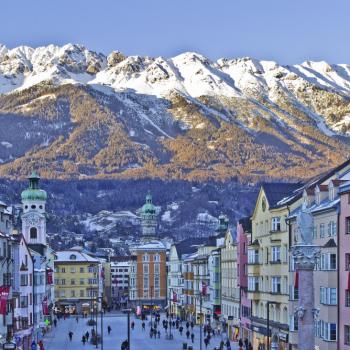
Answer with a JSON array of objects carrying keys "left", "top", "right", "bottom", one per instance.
[
  {"left": 54, "top": 250, "right": 101, "bottom": 315},
  {"left": 248, "top": 183, "right": 302, "bottom": 350}
]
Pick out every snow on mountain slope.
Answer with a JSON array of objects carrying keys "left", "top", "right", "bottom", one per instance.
[{"left": 1, "top": 43, "right": 350, "bottom": 138}]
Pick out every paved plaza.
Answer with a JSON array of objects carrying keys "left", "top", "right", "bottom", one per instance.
[{"left": 43, "top": 313, "right": 239, "bottom": 350}]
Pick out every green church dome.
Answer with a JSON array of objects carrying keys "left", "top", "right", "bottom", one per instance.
[
  {"left": 141, "top": 192, "right": 156, "bottom": 214},
  {"left": 21, "top": 171, "right": 47, "bottom": 201}
]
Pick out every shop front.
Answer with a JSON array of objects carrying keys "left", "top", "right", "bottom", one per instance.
[
  {"left": 248, "top": 323, "right": 289, "bottom": 350},
  {"left": 13, "top": 328, "right": 32, "bottom": 350}
]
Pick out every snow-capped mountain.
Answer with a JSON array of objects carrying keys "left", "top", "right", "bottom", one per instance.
[{"left": 0, "top": 43, "right": 350, "bottom": 181}]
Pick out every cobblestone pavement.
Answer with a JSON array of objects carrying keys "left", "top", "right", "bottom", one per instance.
[{"left": 43, "top": 313, "right": 239, "bottom": 350}]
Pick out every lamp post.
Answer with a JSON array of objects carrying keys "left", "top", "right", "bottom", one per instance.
[
  {"left": 150, "top": 286, "right": 154, "bottom": 326},
  {"left": 199, "top": 292, "right": 203, "bottom": 350},
  {"left": 123, "top": 308, "right": 132, "bottom": 350},
  {"left": 266, "top": 301, "right": 278, "bottom": 350}
]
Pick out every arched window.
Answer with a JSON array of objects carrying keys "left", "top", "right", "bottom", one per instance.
[
  {"left": 30, "top": 227, "right": 37, "bottom": 239},
  {"left": 70, "top": 254, "right": 77, "bottom": 260}
]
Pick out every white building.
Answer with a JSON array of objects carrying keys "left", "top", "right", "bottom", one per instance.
[{"left": 110, "top": 261, "right": 130, "bottom": 305}]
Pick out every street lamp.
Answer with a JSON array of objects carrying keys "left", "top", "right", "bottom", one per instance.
[
  {"left": 123, "top": 308, "right": 132, "bottom": 350},
  {"left": 266, "top": 301, "right": 278, "bottom": 350}
]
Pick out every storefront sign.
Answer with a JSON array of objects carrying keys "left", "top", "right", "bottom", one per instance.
[{"left": 3, "top": 343, "right": 16, "bottom": 350}]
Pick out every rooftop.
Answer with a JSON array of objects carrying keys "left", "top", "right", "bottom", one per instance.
[{"left": 55, "top": 250, "right": 100, "bottom": 263}]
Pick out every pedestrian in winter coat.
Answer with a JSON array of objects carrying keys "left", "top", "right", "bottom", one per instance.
[
  {"left": 82, "top": 335, "right": 86, "bottom": 345},
  {"left": 157, "top": 330, "right": 160, "bottom": 338},
  {"left": 191, "top": 333, "right": 194, "bottom": 343},
  {"left": 85, "top": 331, "right": 89, "bottom": 341},
  {"left": 186, "top": 330, "right": 190, "bottom": 339},
  {"left": 31, "top": 341, "right": 37, "bottom": 350},
  {"left": 142, "top": 322, "right": 145, "bottom": 331},
  {"left": 204, "top": 337, "right": 209, "bottom": 348},
  {"left": 186, "top": 321, "right": 190, "bottom": 329},
  {"left": 38, "top": 340, "right": 44, "bottom": 350},
  {"left": 179, "top": 326, "right": 183, "bottom": 335}
]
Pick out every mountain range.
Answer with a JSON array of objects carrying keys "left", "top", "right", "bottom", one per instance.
[{"left": 0, "top": 43, "right": 350, "bottom": 181}]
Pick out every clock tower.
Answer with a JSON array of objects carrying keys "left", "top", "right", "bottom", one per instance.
[{"left": 21, "top": 172, "right": 47, "bottom": 247}]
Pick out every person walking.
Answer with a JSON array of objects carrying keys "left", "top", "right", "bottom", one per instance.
[
  {"left": 219, "top": 340, "right": 224, "bottom": 350},
  {"left": 179, "top": 326, "right": 183, "bottom": 335},
  {"left": 142, "top": 322, "right": 145, "bottom": 331},
  {"left": 191, "top": 332, "right": 194, "bottom": 343},
  {"left": 107, "top": 325, "right": 112, "bottom": 334},
  {"left": 82, "top": 335, "right": 86, "bottom": 345},
  {"left": 131, "top": 321, "right": 135, "bottom": 330},
  {"left": 157, "top": 330, "right": 160, "bottom": 338},
  {"left": 38, "top": 340, "right": 44, "bottom": 350},
  {"left": 186, "top": 330, "right": 190, "bottom": 339},
  {"left": 226, "top": 339, "right": 231, "bottom": 350},
  {"left": 76, "top": 316, "right": 79, "bottom": 323},
  {"left": 248, "top": 342, "right": 253, "bottom": 350},
  {"left": 53, "top": 319, "right": 57, "bottom": 327},
  {"left": 204, "top": 337, "right": 209, "bottom": 348},
  {"left": 85, "top": 331, "right": 89, "bottom": 342},
  {"left": 31, "top": 341, "right": 37, "bottom": 350},
  {"left": 68, "top": 331, "right": 73, "bottom": 341}
]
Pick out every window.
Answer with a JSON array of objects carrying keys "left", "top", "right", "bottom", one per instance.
[
  {"left": 328, "top": 221, "right": 337, "bottom": 237},
  {"left": 142, "top": 254, "right": 149, "bottom": 262},
  {"left": 154, "top": 263, "right": 160, "bottom": 274},
  {"left": 31, "top": 205, "right": 36, "bottom": 209},
  {"left": 69, "top": 255, "right": 77, "bottom": 260},
  {"left": 248, "top": 249, "right": 259, "bottom": 264},
  {"left": 313, "top": 226, "right": 317, "bottom": 239},
  {"left": 61, "top": 268, "right": 65, "bottom": 273},
  {"left": 271, "top": 217, "right": 281, "bottom": 231},
  {"left": 320, "top": 224, "right": 325, "bottom": 238},
  {"left": 154, "top": 275, "right": 160, "bottom": 288},
  {"left": 71, "top": 290, "right": 75, "bottom": 297},
  {"left": 80, "top": 267, "right": 84, "bottom": 273},
  {"left": 20, "top": 296, "right": 28, "bottom": 308},
  {"left": 153, "top": 254, "right": 160, "bottom": 262},
  {"left": 71, "top": 279, "right": 75, "bottom": 285},
  {"left": 70, "top": 267, "right": 76, "bottom": 273},
  {"left": 30, "top": 227, "right": 37, "bottom": 239},
  {"left": 80, "top": 278, "right": 84, "bottom": 285},
  {"left": 143, "top": 264, "right": 149, "bottom": 274},
  {"left": 345, "top": 325, "right": 350, "bottom": 345},
  {"left": 20, "top": 274, "right": 28, "bottom": 286},
  {"left": 61, "top": 279, "right": 65, "bottom": 285},
  {"left": 88, "top": 267, "right": 95, "bottom": 273},
  {"left": 248, "top": 277, "right": 259, "bottom": 292},
  {"left": 320, "top": 253, "right": 337, "bottom": 270},
  {"left": 320, "top": 287, "right": 337, "bottom": 305},
  {"left": 80, "top": 290, "right": 84, "bottom": 297},
  {"left": 320, "top": 321, "right": 337, "bottom": 341},
  {"left": 271, "top": 277, "right": 281, "bottom": 294},
  {"left": 143, "top": 276, "right": 149, "bottom": 289},
  {"left": 290, "top": 314, "right": 298, "bottom": 331},
  {"left": 271, "top": 246, "right": 281, "bottom": 262},
  {"left": 346, "top": 291, "right": 350, "bottom": 307},
  {"left": 346, "top": 217, "right": 350, "bottom": 234}
]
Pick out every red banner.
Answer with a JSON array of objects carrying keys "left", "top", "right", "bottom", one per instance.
[
  {"left": 201, "top": 281, "right": 207, "bottom": 296},
  {"left": 0, "top": 286, "right": 10, "bottom": 314},
  {"left": 46, "top": 268, "right": 53, "bottom": 285},
  {"left": 294, "top": 271, "right": 299, "bottom": 289},
  {"left": 42, "top": 296, "right": 49, "bottom": 315}
]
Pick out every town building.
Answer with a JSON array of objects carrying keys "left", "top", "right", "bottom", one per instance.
[
  {"left": 54, "top": 250, "right": 101, "bottom": 315},
  {"left": 167, "top": 237, "right": 206, "bottom": 318},
  {"left": 248, "top": 183, "right": 302, "bottom": 350},
  {"left": 129, "top": 241, "right": 167, "bottom": 310},
  {"left": 237, "top": 217, "right": 252, "bottom": 342},
  {"left": 339, "top": 181, "right": 350, "bottom": 349},
  {"left": 12, "top": 234, "right": 34, "bottom": 349},
  {"left": 110, "top": 260, "right": 130, "bottom": 308},
  {"left": 128, "top": 193, "right": 167, "bottom": 311},
  {"left": 221, "top": 226, "right": 239, "bottom": 340},
  {"left": 183, "top": 252, "right": 197, "bottom": 321}
]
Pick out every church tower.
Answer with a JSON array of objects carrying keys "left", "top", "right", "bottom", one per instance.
[
  {"left": 21, "top": 172, "right": 47, "bottom": 248},
  {"left": 140, "top": 192, "right": 157, "bottom": 240}
]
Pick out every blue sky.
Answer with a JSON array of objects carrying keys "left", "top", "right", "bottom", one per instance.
[{"left": 1, "top": 0, "right": 349, "bottom": 64}]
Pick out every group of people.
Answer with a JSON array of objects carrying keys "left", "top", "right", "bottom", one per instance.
[
  {"left": 238, "top": 338, "right": 253, "bottom": 350},
  {"left": 30, "top": 340, "right": 45, "bottom": 350}
]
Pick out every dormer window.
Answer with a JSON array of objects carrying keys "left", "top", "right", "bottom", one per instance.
[
  {"left": 329, "top": 182, "right": 336, "bottom": 201},
  {"left": 69, "top": 254, "right": 77, "bottom": 260}
]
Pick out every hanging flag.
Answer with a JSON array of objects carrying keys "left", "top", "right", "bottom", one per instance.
[
  {"left": 294, "top": 271, "right": 299, "bottom": 289},
  {"left": 172, "top": 291, "right": 177, "bottom": 302},
  {"left": 100, "top": 267, "right": 105, "bottom": 280},
  {"left": 42, "top": 296, "right": 49, "bottom": 315},
  {"left": 348, "top": 271, "right": 350, "bottom": 292},
  {"left": 201, "top": 281, "right": 207, "bottom": 296},
  {"left": 0, "top": 286, "right": 10, "bottom": 315},
  {"left": 46, "top": 268, "right": 53, "bottom": 285}
]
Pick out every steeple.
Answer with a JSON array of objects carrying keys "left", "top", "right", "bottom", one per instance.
[
  {"left": 21, "top": 171, "right": 47, "bottom": 247},
  {"left": 216, "top": 213, "right": 229, "bottom": 236},
  {"left": 140, "top": 191, "right": 157, "bottom": 240}
]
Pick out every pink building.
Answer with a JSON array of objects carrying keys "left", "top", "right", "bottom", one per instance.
[
  {"left": 237, "top": 217, "right": 252, "bottom": 342},
  {"left": 339, "top": 182, "right": 350, "bottom": 349}
]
